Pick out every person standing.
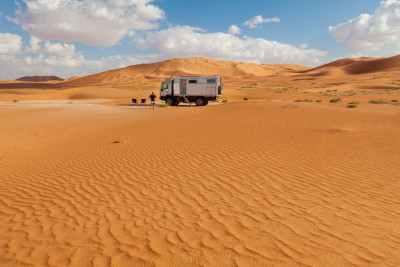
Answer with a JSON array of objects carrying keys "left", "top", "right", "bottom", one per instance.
[{"left": 149, "top": 92, "right": 156, "bottom": 109}]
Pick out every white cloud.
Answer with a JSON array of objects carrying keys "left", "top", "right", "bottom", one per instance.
[
  {"left": 329, "top": 0, "right": 400, "bottom": 51},
  {"left": 228, "top": 25, "right": 241, "bottom": 35},
  {"left": 134, "top": 26, "right": 326, "bottom": 65},
  {"left": 27, "top": 36, "right": 41, "bottom": 53},
  {"left": 243, "top": 15, "right": 280, "bottom": 29},
  {"left": 300, "top": 44, "right": 308, "bottom": 49},
  {"left": 43, "top": 42, "right": 76, "bottom": 56},
  {"left": 0, "top": 34, "right": 162, "bottom": 79},
  {"left": 13, "top": 0, "right": 165, "bottom": 47},
  {"left": 23, "top": 40, "right": 84, "bottom": 69},
  {"left": 0, "top": 33, "right": 22, "bottom": 55}
]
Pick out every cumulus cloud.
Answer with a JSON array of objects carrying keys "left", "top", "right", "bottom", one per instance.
[
  {"left": 228, "top": 25, "right": 241, "bottom": 35},
  {"left": 27, "top": 36, "right": 41, "bottom": 53},
  {"left": 300, "top": 44, "right": 308, "bottom": 49},
  {"left": 329, "top": 0, "right": 400, "bottom": 51},
  {"left": 243, "top": 15, "right": 280, "bottom": 29},
  {"left": 12, "top": 0, "right": 165, "bottom": 46},
  {"left": 0, "top": 33, "right": 22, "bottom": 54},
  {"left": 134, "top": 26, "right": 326, "bottom": 64},
  {"left": 0, "top": 33, "right": 163, "bottom": 79},
  {"left": 23, "top": 40, "right": 84, "bottom": 70}
]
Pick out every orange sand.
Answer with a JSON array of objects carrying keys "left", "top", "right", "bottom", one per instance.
[{"left": 1, "top": 57, "right": 400, "bottom": 265}]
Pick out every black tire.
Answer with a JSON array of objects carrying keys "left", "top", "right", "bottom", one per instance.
[
  {"left": 204, "top": 100, "right": 209, "bottom": 106},
  {"left": 165, "top": 97, "right": 175, "bottom": 106},
  {"left": 195, "top": 97, "right": 205, "bottom": 106}
]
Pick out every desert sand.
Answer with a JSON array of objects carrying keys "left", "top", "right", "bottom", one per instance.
[{"left": 1, "top": 57, "right": 400, "bottom": 266}]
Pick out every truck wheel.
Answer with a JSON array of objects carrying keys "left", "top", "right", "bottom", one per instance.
[
  {"left": 165, "top": 97, "right": 174, "bottom": 106},
  {"left": 195, "top": 97, "right": 205, "bottom": 106},
  {"left": 204, "top": 100, "right": 209, "bottom": 105}
]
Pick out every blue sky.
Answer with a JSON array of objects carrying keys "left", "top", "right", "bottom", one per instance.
[{"left": 0, "top": 0, "right": 398, "bottom": 79}]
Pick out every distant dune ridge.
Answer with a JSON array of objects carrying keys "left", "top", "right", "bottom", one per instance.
[
  {"left": 58, "top": 57, "right": 310, "bottom": 87},
  {"left": 302, "top": 54, "right": 400, "bottom": 76},
  {"left": 16, "top": 76, "right": 64, "bottom": 82},
  {"left": 3, "top": 55, "right": 400, "bottom": 88},
  {"left": 46, "top": 54, "right": 400, "bottom": 87}
]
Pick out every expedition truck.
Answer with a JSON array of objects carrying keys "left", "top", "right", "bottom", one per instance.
[{"left": 160, "top": 76, "right": 223, "bottom": 106}]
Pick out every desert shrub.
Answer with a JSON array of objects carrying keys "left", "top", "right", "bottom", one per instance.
[
  {"left": 303, "top": 99, "right": 313, "bottom": 102},
  {"left": 330, "top": 98, "right": 341, "bottom": 103},
  {"left": 243, "top": 97, "right": 249, "bottom": 101},
  {"left": 391, "top": 100, "right": 398, "bottom": 102},
  {"left": 158, "top": 103, "right": 170, "bottom": 107},
  {"left": 347, "top": 104, "right": 357, "bottom": 108},
  {"left": 212, "top": 99, "right": 219, "bottom": 102},
  {"left": 294, "top": 99, "right": 303, "bottom": 102},
  {"left": 369, "top": 99, "right": 388, "bottom": 104},
  {"left": 12, "top": 99, "right": 18, "bottom": 102},
  {"left": 316, "top": 100, "right": 322, "bottom": 103},
  {"left": 222, "top": 99, "right": 228, "bottom": 103}
]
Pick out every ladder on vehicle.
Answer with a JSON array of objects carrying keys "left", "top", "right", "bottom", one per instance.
[{"left": 183, "top": 97, "right": 192, "bottom": 106}]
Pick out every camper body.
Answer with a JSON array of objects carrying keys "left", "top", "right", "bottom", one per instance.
[{"left": 160, "top": 76, "right": 222, "bottom": 106}]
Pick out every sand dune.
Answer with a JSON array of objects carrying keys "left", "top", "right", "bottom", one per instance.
[
  {"left": 303, "top": 54, "right": 400, "bottom": 76},
  {"left": 1, "top": 100, "right": 399, "bottom": 265},
  {"left": 2, "top": 55, "right": 400, "bottom": 100},
  {"left": 59, "top": 58, "right": 309, "bottom": 87}
]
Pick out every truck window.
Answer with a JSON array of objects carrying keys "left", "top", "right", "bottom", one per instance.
[
  {"left": 207, "top": 79, "right": 216, "bottom": 83},
  {"left": 189, "top": 79, "right": 198, "bottom": 83},
  {"left": 162, "top": 83, "right": 168, "bottom": 89}
]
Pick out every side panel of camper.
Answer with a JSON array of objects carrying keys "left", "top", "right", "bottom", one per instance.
[{"left": 160, "top": 75, "right": 222, "bottom": 106}]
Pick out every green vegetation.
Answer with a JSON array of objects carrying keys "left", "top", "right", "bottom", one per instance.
[
  {"left": 68, "top": 101, "right": 73, "bottom": 104},
  {"left": 347, "top": 104, "right": 357, "bottom": 108},
  {"left": 294, "top": 99, "right": 313, "bottom": 102},
  {"left": 158, "top": 103, "right": 170, "bottom": 107},
  {"left": 316, "top": 100, "right": 322, "bottom": 103},
  {"left": 212, "top": 99, "right": 219, "bottom": 102},
  {"left": 222, "top": 99, "right": 228, "bottom": 103},
  {"left": 330, "top": 98, "right": 341, "bottom": 103},
  {"left": 369, "top": 99, "right": 388, "bottom": 104},
  {"left": 12, "top": 99, "right": 18, "bottom": 102},
  {"left": 391, "top": 100, "right": 398, "bottom": 102},
  {"left": 243, "top": 97, "right": 249, "bottom": 101}
]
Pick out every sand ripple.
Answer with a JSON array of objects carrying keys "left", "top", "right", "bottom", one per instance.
[{"left": 1, "top": 101, "right": 399, "bottom": 266}]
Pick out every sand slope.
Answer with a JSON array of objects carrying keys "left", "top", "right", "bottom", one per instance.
[
  {"left": 303, "top": 55, "right": 400, "bottom": 76},
  {"left": 58, "top": 57, "right": 309, "bottom": 87},
  {"left": 1, "top": 101, "right": 399, "bottom": 265},
  {"left": 1, "top": 55, "right": 400, "bottom": 104}
]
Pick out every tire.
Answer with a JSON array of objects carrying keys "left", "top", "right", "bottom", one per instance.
[
  {"left": 195, "top": 97, "right": 205, "bottom": 106},
  {"left": 165, "top": 97, "right": 174, "bottom": 106},
  {"left": 204, "top": 100, "right": 209, "bottom": 106}
]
